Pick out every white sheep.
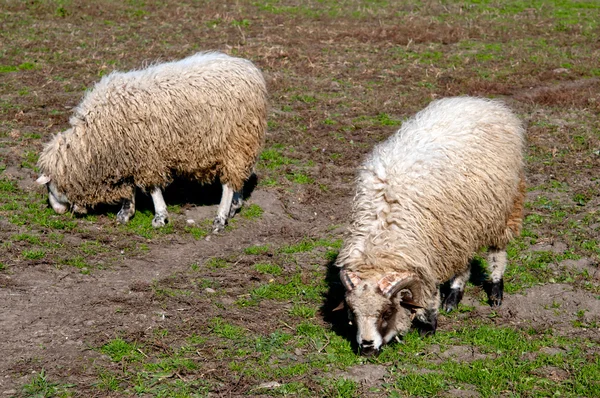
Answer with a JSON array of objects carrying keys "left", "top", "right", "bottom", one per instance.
[
  {"left": 336, "top": 96, "right": 525, "bottom": 355},
  {"left": 36, "top": 52, "right": 268, "bottom": 232}
]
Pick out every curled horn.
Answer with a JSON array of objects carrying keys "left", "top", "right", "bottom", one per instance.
[
  {"left": 339, "top": 270, "right": 362, "bottom": 291},
  {"left": 377, "top": 272, "right": 423, "bottom": 305}
]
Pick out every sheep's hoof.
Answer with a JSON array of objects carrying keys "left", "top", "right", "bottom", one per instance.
[
  {"left": 152, "top": 214, "right": 168, "bottom": 228},
  {"left": 489, "top": 280, "right": 504, "bottom": 307},
  {"left": 116, "top": 211, "right": 131, "bottom": 224},
  {"left": 212, "top": 217, "right": 226, "bottom": 234},
  {"left": 414, "top": 310, "right": 437, "bottom": 337},
  {"left": 228, "top": 198, "right": 243, "bottom": 219},
  {"left": 443, "top": 288, "right": 464, "bottom": 312}
]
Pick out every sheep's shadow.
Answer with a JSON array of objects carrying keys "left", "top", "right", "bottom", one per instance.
[
  {"left": 82, "top": 174, "right": 258, "bottom": 216},
  {"left": 136, "top": 173, "right": 258, "bottom": 211},
  {"left": 321, "top": 257, "right": 359, "bottom": 353}
]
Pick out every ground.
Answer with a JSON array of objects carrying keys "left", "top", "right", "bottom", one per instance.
[{"left": 0, "top": 1, "right": 599, "bottom": 397}]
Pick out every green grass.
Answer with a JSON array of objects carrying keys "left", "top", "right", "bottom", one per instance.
[
  {"left": 22, "top": 369, "right": 74, "bottom": 398},
  {"left": 100, "top": 338, "right": 142, "bottom": 363},
  {"left": 240, "top": 203, "right": 264, "bottom": 220},
  {"left": 244, "top": 244, "right": 270, "bottom": 255},
  {"left": 254, "top": 262, "right": 282, "bottom": 276},
  {"left": 117, "top": 209, "right": 174, "bottom": 239},
  {"left": 22, "top": 249, "right": 45, "bottom": 260}
]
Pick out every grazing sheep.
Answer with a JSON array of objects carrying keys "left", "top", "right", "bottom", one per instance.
[
  {"left": 336, "top": 97, "right": 525, "bottom": 355},
  {"left": 36, "top": 52, "right": 268, "bottom": 232}
]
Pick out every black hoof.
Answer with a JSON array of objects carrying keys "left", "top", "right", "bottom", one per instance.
[
  {"left": 443, "top": 288, "right": 464, "bottom": 312},
  {"left": 414, "top": 311, "right": 437, "bottom": 337},
  {"left": 488, "top": 279, "right": 504, "bottom": 307}
]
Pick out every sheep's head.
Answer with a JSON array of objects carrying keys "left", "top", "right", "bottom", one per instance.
[
  {"left": 340, "top": 270, "right": 423, "bottom": 356},
  {"left": 36, "top": 174, "right": 87, "bottom": 215}
]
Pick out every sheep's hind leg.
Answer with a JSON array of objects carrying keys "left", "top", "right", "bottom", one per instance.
[
  {"left": 117, "top": 188, "right": 136, "bottom": 224},
  {"left": 443, "top": 266, "right": 470, "bottom": 312},
  {"left": 228, "top": 190, "right": 243, "bottom": 219},
  {"left": 486, "top": 247, "right": 507, "bottom": 307},
  {"left": 150, "top": 187, "right": 169, "bottom": 228},
  {"left": 213, "top": 183, "right": 234, "bottom": 233}
]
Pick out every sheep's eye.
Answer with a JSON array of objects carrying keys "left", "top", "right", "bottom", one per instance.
[{"left": 381, "top": 308, "right": 393, "bottom": 320}]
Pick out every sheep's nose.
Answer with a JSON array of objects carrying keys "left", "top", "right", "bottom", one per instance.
[{"left": 359, "top": 340, "right": 379, "bottom": 356}]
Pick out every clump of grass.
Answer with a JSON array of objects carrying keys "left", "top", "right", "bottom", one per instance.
[
  {"left": 244, "top": 244, "right": 270, "bottom": 255},
  {"left": 22, "top": 249, "right": 45, "bottom": 260},
  {"left": 22, "top": 369, "right": 74, "bottom": 397},
  {"left": 100, "top": 338, "right": 142, "bottom": 363},
  {"left": 240, "top": 203, "right": 264, "bottom": 220},
  {"left": 254, "top": 262, "right": 282, "bottom": 276}
]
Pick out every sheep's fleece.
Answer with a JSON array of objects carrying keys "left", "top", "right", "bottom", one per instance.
[
  {"left": 336, "top": 96, "right": 525, "bottom": 354},
  {"left": 37, "top": 52, "right": 267, "bottom": 228}
]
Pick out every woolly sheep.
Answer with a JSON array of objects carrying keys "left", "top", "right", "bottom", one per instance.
[
  {"left": 336, "top": 97, "right": 525, "bottom": 355},
  {"left": 36, "top": 52, "right": 268, "bottom": 232}
]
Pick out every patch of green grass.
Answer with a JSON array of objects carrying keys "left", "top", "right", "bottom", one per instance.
[
  {"left": 286, "top": 170, "right": 313, "bottom": 184},
  {"left": 289, "top": 303, "right": 317, "bottom": 319},
  {"left": 254, "top": 262, "right": 282, "bottom": 276},
  {"left": 96, "top": 370, "right": 121, "bottom": 392},
  {"left": 0, "top": 262, "right": 6, "bottom": 271},
  {"left": 205, "top": 257, "right": 229, "bottom": 269},
  {"left": 100, "top": 338, "right": 142, "bottom": 363},
  {"left": 244, "top": 244, "right": 270, "bottom": 255},
  {"left": 240, "top": 203, "right": 264, "bottom": 220},
  {"left": 118, "top": 209, "right": 174, "bottom": 239},
  {"left": 279, "top": 237, "right": 342, "bottom": 254},
  {"left": 22, "top": 369, "right": 74, "bottom": 397},
  {"left": 12, "top": 232, "right": 41, "bottom": 245},
  {"left": 209, "top": 317, "right": 246, "bottom": 340},
  {"left": 251, "top": 273, "right": 325, "bottom": 302},
  {"left": 184, "top": 223, "right": 210, "bottom": 240},
  {"left": 22, "top": 249, "right": 45, "bottom": 260}
]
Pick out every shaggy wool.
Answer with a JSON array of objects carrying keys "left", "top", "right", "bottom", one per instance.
[{"left": 38, "top": 52, "right": 268, "bottom": 207}]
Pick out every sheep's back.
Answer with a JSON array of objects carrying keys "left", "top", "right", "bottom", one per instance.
[{"left": 69, "top": 53, "right": 267, "bottom": 191}]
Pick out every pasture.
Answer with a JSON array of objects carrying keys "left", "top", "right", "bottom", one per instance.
[{"left": 0, "top": 0, "right": 599, "bottom": 396}]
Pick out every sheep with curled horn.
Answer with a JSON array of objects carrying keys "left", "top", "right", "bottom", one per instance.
[
  {"left": 37, "top": 52, "right": 268, "bottom": 233},
  {"left": 335, "top": 96, "right": 525, "bottom": 356}
]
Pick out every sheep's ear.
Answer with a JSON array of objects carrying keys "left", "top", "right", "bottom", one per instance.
[
  {"left": 340, "top": 270, "right": 361, "bottom": 291},
  {"left": 377, "top": 272, "right": 423, "bottom": 305},
  {"left": 36, "top": 174, "right": 52, "bottom": 185}
]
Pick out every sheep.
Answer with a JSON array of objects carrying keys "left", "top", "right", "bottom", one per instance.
[
  {"left": 36, "top": 52, "right": 268, "bottom": 233},
  {"left": 335, "top": 96, "right": 525, "bottom": 355}
]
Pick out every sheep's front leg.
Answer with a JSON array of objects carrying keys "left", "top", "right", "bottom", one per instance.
[
  {"left": 413, "top": 289, "right": 439, "bottom": 337},
  {"left": 213, "top": 183, "right": 234, "bottom": 233},
  {"left": 117, "top": 188, "right": 136, "bottom": 224},
  {"left": 486, "top": 247, "right": 507, "bottom": 307},
  {"left": 443, "top": 266, "right": 470, "bottom": 312},
  {"left": 150, "top": 187, "right": 169, "bottom": 228}
]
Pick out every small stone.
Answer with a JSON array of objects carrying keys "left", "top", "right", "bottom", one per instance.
[
  {"left": 205, "top": 288, "right": 216, "bottom": 294},
  {"left": 258, "top": 381, "right": 281, "bottom": 389},
  {"left": 186, "top": 219, "right": 195, "bottom": 225}
]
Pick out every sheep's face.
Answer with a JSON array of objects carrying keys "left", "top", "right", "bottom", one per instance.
[
  {"left": 340, "top": 270, "right": 422, "bottom": 356},
  {"left": 36, "top": 174, "right": 72, "bottom": 214}
]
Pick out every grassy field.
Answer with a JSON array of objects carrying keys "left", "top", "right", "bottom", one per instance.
[{"left": 0, "top": 0, "right": 599, "bottom": 397}]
